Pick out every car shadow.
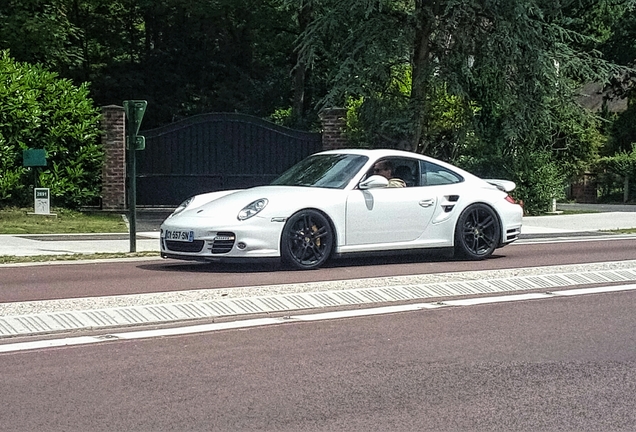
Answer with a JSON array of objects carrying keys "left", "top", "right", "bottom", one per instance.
[
  {"left": 325, "top": 249, "right": 506, "bottom": 268},
  {"left": 137, "top": 250, "right": 505, "bottom": 274},
  {"left": 137, "top": 260, "right": 283, "bottom": 274}
]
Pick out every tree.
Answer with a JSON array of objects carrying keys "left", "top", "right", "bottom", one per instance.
[
  {"left": 295, "top": 0, "right": 629, "bottom": 213},
  {"left": 290, "top": 0, "right": 313, "bottom": 127},
  {"left": 599, "top": 1, "right": 636, "bottom": 155},
  {"left": 0, "top": 0, "right": 83, "bottom": 72},
  {"left": 2, "top": 0, "right": 307, "bottom": 129},
  {"left": 100, "top": 0, "right": 305, "bottom": 128},
  {"left": 3, "top": 0, "right": 634, "bottom": 211}
]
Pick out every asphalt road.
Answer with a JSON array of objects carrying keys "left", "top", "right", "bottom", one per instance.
[
  {"left": 2, "top": 289, "right": 634, "bottom": 431},
  {"left": 2, "top": 234, "right": 636, "bottom": 431}
]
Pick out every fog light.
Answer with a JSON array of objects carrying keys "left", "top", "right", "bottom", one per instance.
[{"left": 237, "top": 242, "right": 247, "bottom": 250}]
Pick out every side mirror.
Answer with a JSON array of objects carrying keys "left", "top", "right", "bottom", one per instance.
[{"left": 359, "top": 175, "right": 389, "bottom": 190}]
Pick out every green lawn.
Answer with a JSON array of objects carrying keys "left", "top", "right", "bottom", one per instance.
[{"left": 0, "top": 207, "right": 128, "bottom": 234}]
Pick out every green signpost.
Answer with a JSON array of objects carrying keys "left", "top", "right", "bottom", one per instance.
[
  {"left": 123, "top": 100, "right": 147, "bottom": 252},
  {"left": 23, "top": 149, "right": 47, "bottom": 167},
  {"left": 23, "top": 149, "right": 47, "bottom": 189}
]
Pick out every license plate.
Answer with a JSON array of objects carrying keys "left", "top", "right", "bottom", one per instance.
[{"left": 164, "top": 230, "right": 194, "bottom": 242}]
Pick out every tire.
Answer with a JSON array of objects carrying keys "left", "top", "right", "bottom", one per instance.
[
  {"left": 454, "top": 204, "right": 501, "bottom": 260},
  {"left": 281, "top": 209, "right": 334, "bottom": 270}
]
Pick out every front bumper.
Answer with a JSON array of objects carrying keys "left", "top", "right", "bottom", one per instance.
[
  {"left": 499, "top": 203, "right": 524, "bottom": 246},
  {"left": 159, "top": 217, "right": 284, "bottom": 261}
]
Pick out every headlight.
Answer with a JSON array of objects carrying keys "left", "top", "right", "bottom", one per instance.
[
  {"left": 169, "top": 197, "right": 194, "bottom": 218},
  {"left": 237, "top": 198, "right": 268, "bottom": 221}
]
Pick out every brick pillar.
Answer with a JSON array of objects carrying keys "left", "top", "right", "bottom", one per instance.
[
  {"left": 319, "top": 107, "right": 348, "bottom": 150},
  {"left": 100, "top": 105, "right": 127, "bottom": 210}
]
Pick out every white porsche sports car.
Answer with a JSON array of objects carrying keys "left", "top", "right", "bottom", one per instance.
[{"left": 160, "top": 149, "right": 523, "bottom": 269}]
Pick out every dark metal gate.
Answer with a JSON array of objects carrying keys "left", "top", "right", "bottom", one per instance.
[{"left": 136, "top": 113, "right": 322, "bottom": 206}]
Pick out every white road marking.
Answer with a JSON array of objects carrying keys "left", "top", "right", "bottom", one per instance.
[{"left": 2, "top": 283, "right": 635, "bottom": 354}]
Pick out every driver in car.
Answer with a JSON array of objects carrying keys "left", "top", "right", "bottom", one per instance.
[{"left": 373, "top": 160, "right": 406, "bottom": 188}]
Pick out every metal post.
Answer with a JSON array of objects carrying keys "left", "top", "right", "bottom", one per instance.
[
  {"left": 124, "top": 100, "right": 147, "bottom": 253},
  {"left": 127, "top": 108, "right": 137, "bottom": 253}
]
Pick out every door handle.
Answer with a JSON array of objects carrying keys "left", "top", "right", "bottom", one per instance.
[{"left": 419, "top": 199, "right": 435, "bottom": 208}]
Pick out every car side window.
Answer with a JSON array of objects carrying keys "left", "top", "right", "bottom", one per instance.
[
  {"left": 366, "top": 158, "right": 419, "bottom": 187},
  {"left": 392, "top": 163, "right": 416, "bottom": 187},
  {"left": 420, "top": 161, "right": 463, "bottom": 186}
]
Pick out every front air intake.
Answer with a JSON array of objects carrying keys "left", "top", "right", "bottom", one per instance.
[
  {"left": 211, "top": 232, "right": 236, "bottom": 254},
  {"left": 166, "top": 240, "right": 205, "bottom": 253}
]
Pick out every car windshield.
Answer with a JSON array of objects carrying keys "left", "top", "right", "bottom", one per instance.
[{"left": 271, "top": 154, "right": 369, "bottom": 189}]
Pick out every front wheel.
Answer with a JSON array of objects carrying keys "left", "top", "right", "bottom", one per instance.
[
  {"left": 454, "top": 204, "right": 501, "bottom": 260},
  {"left": 281, "top": 209, "right": 334, "bottom": 270}
]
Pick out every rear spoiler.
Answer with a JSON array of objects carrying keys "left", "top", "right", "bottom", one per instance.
[{"left": 484, "top": 179, "right": 516, "bottom": 193}]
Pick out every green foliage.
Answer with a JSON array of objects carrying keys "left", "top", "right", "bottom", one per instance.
[
  {"left": 344, "top": 69, "right": 478, "bottom": 161},
  {"left": 1, "top": 0, "right": 307, "bottom": 129},
  {"left": 2, "top": 0, "right": 635, "bottom": 211},
  {"left": 81, "top": 0, "right": 302, "bottom": 129},
  {"left": 0, "top": 50, "right": 102, "bottom": 209},
  {"left": 268, "top": 107, "right": 293, "bottom": 127},
  {"left": 0, "top": 0, "right": 83, "bottom": 70},
  {"left": 599, "top": 1, "right": 636, "bottom": 66},
  {"left": 456, "top": 95, "right": 603, "bottom": 214},
  {"left": 606, "top": 101, "right": 636, "bottom": 155},
  {"left": 458, "top": 145, "right": 566, "bottom": 215},
  {"left": 594, "top": 3, "right": 636, "bottom": 201},
  {"left": 597, "top": 145, "right": 636, "bottom": 177},
  {"left": 509, "top": 150, "right": 568, "bottom": 216},
  {"left": 293, "top": 0, "right": 630, "bottom": 210},
  {"left": 550, "top": 100, "right": 605, "bottom": 175},
  {"left": 344, "top": 96, "right": 366, "bottom": 146},
  {"left": 343, "top": 63, "right": 414, "bottom": 149}
]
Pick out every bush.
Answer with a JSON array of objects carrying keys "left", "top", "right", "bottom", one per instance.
[
  {"left": 457, "top": 146, "right": 566, "bottom": 216},
  {"left": 510, "top": 150, "right": 567, "bottom": 215},
  {"left": 0, "top": 50, "right": 103, "bottom": 209}
]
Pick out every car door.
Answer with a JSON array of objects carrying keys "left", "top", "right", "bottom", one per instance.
[{"left": 345, "top": 183, "right": 437, "bottom": 246}]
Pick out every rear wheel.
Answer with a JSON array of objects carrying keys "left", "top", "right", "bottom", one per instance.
[
  {"left": 454, "top": 204, "right": 501, "bottom": 260},
  {"left": 281, "top": 209, "right": 334, "bottom": 270}
]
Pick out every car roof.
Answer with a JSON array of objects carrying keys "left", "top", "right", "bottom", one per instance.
[{"left": 317, "top": 148, "right": 457, "bottom": 166}]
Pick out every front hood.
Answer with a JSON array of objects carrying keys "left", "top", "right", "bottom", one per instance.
[{"left": 177, "top": 185, "right": 343, "bottom": 222}]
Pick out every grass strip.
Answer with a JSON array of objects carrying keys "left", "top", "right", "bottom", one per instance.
[{"left": 0, "top": 207, "right": 127, "bottom": 235}]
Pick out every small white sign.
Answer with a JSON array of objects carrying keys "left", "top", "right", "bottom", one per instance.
[{"left": 34, "top": 188, "right": 50, "bottom": 215}]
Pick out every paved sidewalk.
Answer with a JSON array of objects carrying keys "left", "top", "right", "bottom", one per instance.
[
  {"left": 0, "top": 232, "right": 160, "bottom": 257},
  {"left": 522, "top": 211, "right": 636, "bottom": 235}
]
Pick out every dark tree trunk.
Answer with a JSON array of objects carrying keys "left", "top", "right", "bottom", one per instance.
[
  {"left": 409, "top": 1, "right": 439, "bottom": 153},
  {"left": 292, "top": 0, "right": 313, "bottom": 126}
]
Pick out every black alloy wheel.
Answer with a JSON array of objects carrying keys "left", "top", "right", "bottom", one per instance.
[
  {"left": 454, "top": 203, "right": 501, "bottom": 260},
  {"left": 281, "top": 209, "right": 334, "bottom": 270}
]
